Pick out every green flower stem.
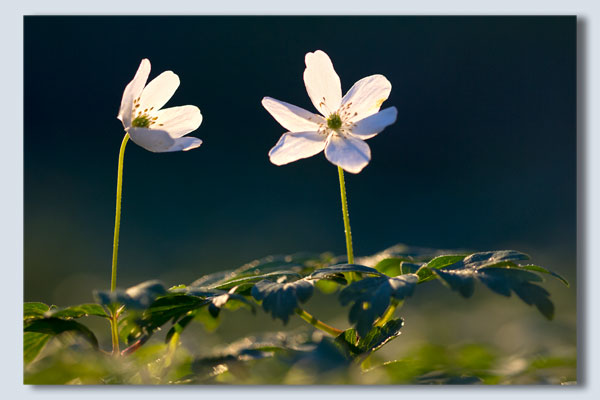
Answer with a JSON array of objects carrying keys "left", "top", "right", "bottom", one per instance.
[
  {"left": 376, "top": 300, "right": 403, "bottom": 327},
  {"left": 337, "top": 166, "right": 358, "bottom": 281},
  {"left": 109, "top": 133, "right": 130, "bottom": 356},
  {"left": 111, "top": 133, "right": 130, "bottom": 292},
  {"left": 110, "top": 312, "right": 120, "bottom": 356},
  {"left": 295, "top": 308, "right": 343, "bottom": 336}
]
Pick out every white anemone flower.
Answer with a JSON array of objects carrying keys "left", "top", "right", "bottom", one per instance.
[
  {"left": 117, "top": 59, "right": 203, "bottom": 152},
  {"left": 262, "top": 50, "right": 397, "bottom": 174}
]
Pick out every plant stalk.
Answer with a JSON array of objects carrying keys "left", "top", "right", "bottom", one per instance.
[
  {"left": 295, "top": 308, "right": 343, "bottom": 337},
  {"left": 376, "top": 300, "right": 404, "bottom": 327},
  {"left": 111, "top": 133, "right": 130, "bottom": 292},
  {"left": 110, "top": 311, "right": 120, "bottom": 356},
  {"left": 337, "top": 166, "right": 358, "bottom": 281},
  {"left": 109, "top": 133, "right": 130, "bottom": 356}
]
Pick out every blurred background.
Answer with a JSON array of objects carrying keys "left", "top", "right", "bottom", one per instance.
[{"left": 24, "top": 16, "right": 576, "bottom": 372}]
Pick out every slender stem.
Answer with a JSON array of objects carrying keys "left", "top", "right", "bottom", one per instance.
[
  {"left": 376, "top": 300, "right": 404, "bottom": 327},
  {"left": 110, "top": 312, "right": 120, "bottom": 356},
  {"left": 337, "top": 166, "right": 359, "bottom": 282},
  {"left": 295, "top": 308, "right": 343, "bottom": 337},
  {"left": 109, "top": 133, "right": 129, "bottom": 356},
  {"left": 111, "top": 133, "right": 130, "bottom": 292},
  {"left": 337, "top": 166, "right": 354, "bottom": 264}
]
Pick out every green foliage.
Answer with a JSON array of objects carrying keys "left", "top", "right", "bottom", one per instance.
[
  {"left": 23, "top": 245, "right": 571, "bottom": 384},
  {"left": 336, "top": 318, "right": 404, "bottom": 356},
  {"left": 339, "top": 274, "right": 417, "bottom": 337},
  {"left": 48, "top": 304, "right": 109, "bottom": 319},
  {"left": 252, "top": 278, "right": 314, "bottom": 324},
  {"left": 24, "top": 302, "right": 52, "bottom": 320},
  {"left": 430, "top": 250, "right": 562, "bottom": 319},
  {"left": 23, "top": 332, "right": 51, "bottom": 364},
  {"left": 95, "top": 280, "right": 167, "bottom": 309},
  {"left": 24, "top": 318, "right": 99, "bottom": 349}
]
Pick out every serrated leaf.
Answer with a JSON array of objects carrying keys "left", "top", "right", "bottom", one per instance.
[
  {"left": 336, "top": 318, "right": 404, "bottom": 356},
  {"left": 309, "top": 264, "right": 384, "bottom": 283},
  {"left": 190, "top": 253, "right": 323, "bottom": 289},
  {"left": 251, "top": 278, "right": 314, "bottom": 324},
  {"left": 24, "top": 318, "right": 99, "bottom": 349},
  {"left": 208, "top": 271, "right": 302, "bottom": 292},
  {"left": 357, "top": 243, "right": 456, "bottom": 267},
  {"left": 520, "top": 265, "right": 569, "bottom": 287},
  {"left": 24, "top": 332, "right": 51, "bottom": 364},
  {"left": 433, "top": 251, "right": 557, "bottom": 319},
  {"left": 339, "top": 274, "right": 418, "bottom": 337},
  {"left": 416, "top": 255, "right": 468, "bottom": 283},
  {"left": 46, "top": 304, "right": 109, "bottom": 319},
  {"left": 120, "top": 293, "right": 208, "bottom": 354},
  {"left": 95, "top": 280, "right": 167, "bottom": 310},
  {"left": 177, "top": 287, "right": 256, "bottom": 318}
]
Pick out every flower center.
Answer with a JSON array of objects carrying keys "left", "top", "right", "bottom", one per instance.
[
  {"left": 132, "top": 115, "right": 151, "bottom": 128},
  {"left": 326, "top": 113, "right": 343, "bottom": 130}
]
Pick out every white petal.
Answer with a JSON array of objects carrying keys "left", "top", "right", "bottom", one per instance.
[
  {"left": 341, "top": 74, "right": 392, "bottom": 122},
  {"left": 139, "top": 71, "right": 180, "bottom": 112},
  {"left": 348, "top": 107, "right": 398, "bottom": 140},
  {"left": 155, "top": 105, "right": 203, "bottom": 138},
  {"left": 324, "top": 134, "right": 371, "bottom": 174},
  {"left": 165, "top": 137, "right": 203, "bottom": 152},
  {"left": 128, "top": 127, "right": 175, "bottom": 153},
  {"left": 303, "top": 50, "right": 342, "bottom": 117},
  {"left": 118, "top": 59, "right": 151, "bottom": 128},
  {"left": 262, "top": 97, "right": 324, "bottom": 132},
  {"left": 268, "top": 131, "right": 328, "bottom": 166}
]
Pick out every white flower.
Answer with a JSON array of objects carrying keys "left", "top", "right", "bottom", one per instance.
[
  {"left": 117, "top": 59, "right": 203, "bottom": 153},
  {"left": 262, "top": 50, "right": 397, "bottom": 174}
]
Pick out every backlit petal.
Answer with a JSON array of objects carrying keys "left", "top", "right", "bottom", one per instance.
[
  {"left": 262, "top": 97, "right": 324, "bottom": 132},
  {"left": 155, "top": 105, "right": 203, "bottom": 138},
  {"left": 118, "top": 59, "right": 151, "bottom": 128},
  {"left": 348, "top": 107, "right": 397, "bottom": 140},
  {"left": 324, "top": 134, "right": 371, "bottom": 174},
  {"left": 139, "top": 71, "right": 180, "bottom": 112},
  {"left": 268, "top": 131, "right": 328, "bottom": 166},
  {"left": 128, "top": 127, "right": 175, "bottom": 153},
  {"left": 341, "top": 74, "right": 392, "bottom": 122},
  {"left": 165, "top": 137, "right": 203, "bottom": 152},
  {"left": 303, "top": 50, "right": 342, "bottom": 117}
]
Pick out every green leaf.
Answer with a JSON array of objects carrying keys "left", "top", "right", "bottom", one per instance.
[
  {"left": 339, "top": 274, "right": 418, "bottom": 337},
  {"left": 95, "top": 280, "right": 167, "bottom": 310},
  {"left": 189, "top": 331, "right": 313, "bottom": 382},
  {"left": 24, "top": 318, "right": 99, "bottom": 349},
  {"left": 251, "top": 278, "right": 314, "bottom": 324},
  {"left": 433, "top": 251, "right": 557, "bottom": 319},
  {"left": 24, "top": 302, "right": 51, "bottom": 321},
  {"left": 400, "top": 262, "right": 422, "bottom": 275},
  {"left": 190, "top": 253, "right": 324, "bottom": 289},
  {"left": 24, "top": 332, "right": 51, "bottom": 364},
  {"left": 520, "top": 265, "right": 570, "bottom": 287},
  {"left": 373, "top": 258, "right": 403, "bottom": 276},
  {"left": 177, "top": 286, "right": 256, "bottom": 317},
  {"left": 309, "top": 264, "right": 384, "bottom": 284},
  {"left": 336, "top": 318, "right": 404, "bottom": 356},
  {"left": 208, "top": 271, "right": 302, "bottom": 292},
  {"left": 47, "top": 304, "right": 109, "bottom": 319},
  {"left": 416, "top": 254, "right": 468, "bottom": 283},
  {"left": 141, "top": 294, "right": 207, "bottom": 331}
]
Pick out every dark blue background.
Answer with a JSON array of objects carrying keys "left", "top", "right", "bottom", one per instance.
[{"left": 24, "top": 17, "right": 576, "bottom": 305}]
